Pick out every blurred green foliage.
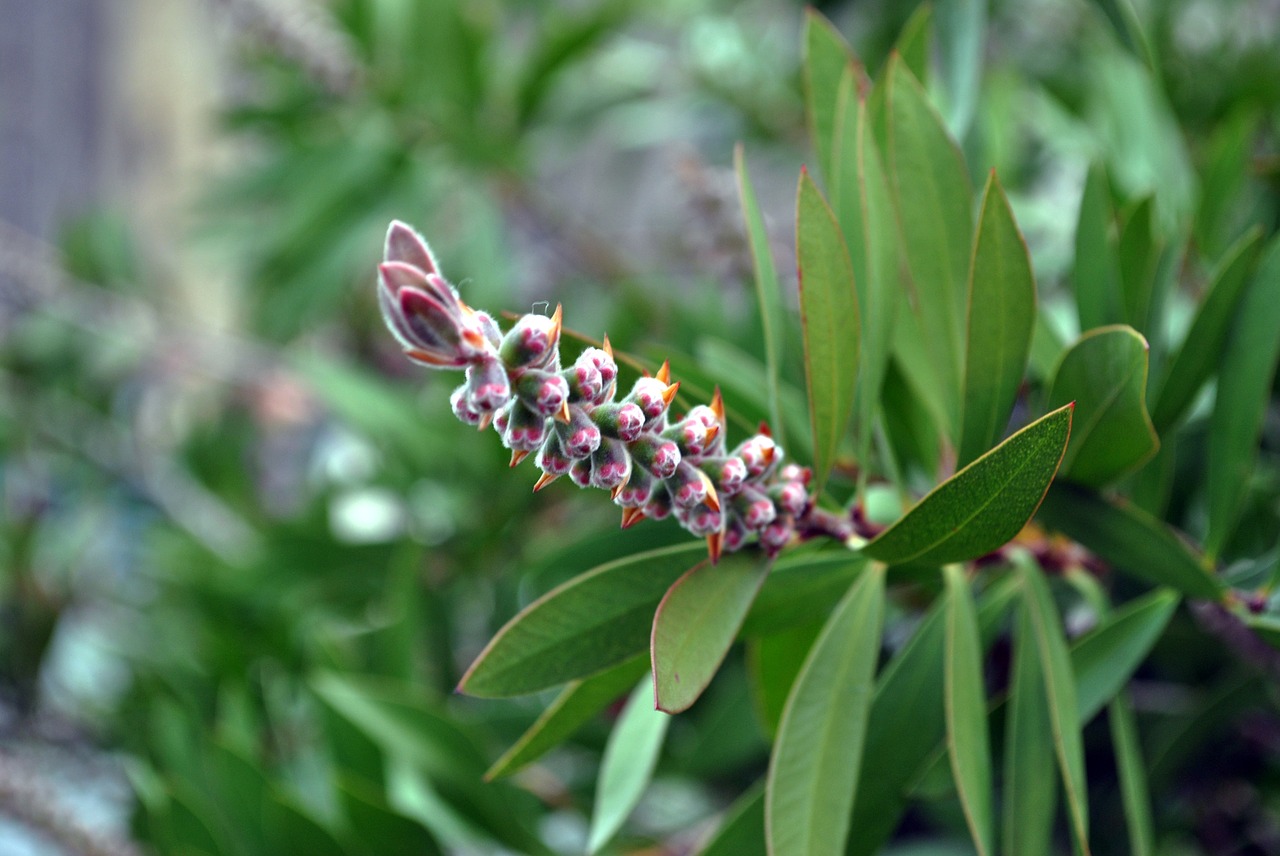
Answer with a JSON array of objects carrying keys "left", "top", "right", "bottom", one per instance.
[{"left": 2, "top": 0, "right": 1280, "bottom": 854}]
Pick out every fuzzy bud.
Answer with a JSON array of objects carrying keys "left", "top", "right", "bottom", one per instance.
[
  {"left": 676, "top": 500, "right": 723, "bottom": 537},
  {"left": 576, "top": 347, "right": 617, "bottom": 404},
  {"left": 699, "top": 456, "right": 748, "bottom": 497},
  {"left": 760, "top": 516, "right": 794, "bottom": 556},
  {"left": 450, "top": 383, "right": 483, "bottom": 426},
  {"left": 590, "top": 439, "right": 632, "bottom": 490},
  {"left": 466, "top": 357, "right": 512, "bottom": 413},
  {"left": 563, "top": 361, "right": 603, "bottom": 404},
  {"left": 664, "top": 415, "right": 716, "bottom": 459},
  {"left": 734, "top": 434, "right": 780, "bottom": 479},
  {"left": 613, "top": 465, "right": 655, "bottom": 508},
  {"left": 515, "top": 369, "right": 569, "bottom": 419},
  {"left": 771, "top": 479, "right": 810, "bottom": 518},
  {"left": 732, "top": 485, "right": 777, "bottom": 531},
  {"left": 625, "top": 376, "right": 676, "bottom": 426},
  {"left": 379, "top": 263, "right": 493, "bottom": 367},
  {"left": 536, "top": 432, "right": 573, "bottom": 477},
  {"left": 591, "top": 402, "right": 646, "bottom": 443},
  {"left": 502, "top": 402, "right": 548, "bottom": 452},
  {"left": 500, "top": 312, "right": 561, "bottom": 370},
  {"left": 642, "top": 484, "right": 673, "bottom": 521},
  {"left": 628, "top": 434, "right": 681, "bottom": 479},
  {"left": 557, "top": 405, "right": 602, "bottom": 459},
  {"left": 668, "top": 461, "right": 711, "bottom": 509}
]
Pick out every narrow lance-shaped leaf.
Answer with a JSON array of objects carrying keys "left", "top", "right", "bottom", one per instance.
[
  {"left": 935, "top": 0, "right": 985, "bottom": 138},
  {"left": 943, "top": 565, "right": 994, "bottom": 856},
  {"left": 1111, "top": 694, "right": 1157, "bottom": 856},
  {"left": 1036, "top": 483, "right": 1223, "bottom": 599},
  {"left": 1206, "top": 236, "right": 1280, "bottom": 558},
  {"left": 766, "top": 565, "right": 885, "bottom": 856},
  {"left": 1004, "top": 597, "right": 1057, "bottom": 856},
  {"left": 1073, "top": 162, "right": 1123, "bottom": 331},
  {"left": 697, "top": 782, "right": 766, "bottom": 856},
  {"left": 1072, "top": 588, "right": 1179, "bottom": 720},
  {"left": 803, "top": 9, "right": 857, "bottom": 184},
  {"left": 746, "top": 621, "right": 824, "bottom": 738},
  {"left": 586, "top": 677, "right": 670, "bottom": 855},
  {"left": 1117, "top": 197, "right": 1160, "bottom": 334},
  {"left": 886, "top": 54, "right": 974, "bottom": 441},
  {"left": 958, "top": 170, "right": 1037, "bottom": 467},
  {"left": 458, "top": 544, "right": 703, "bottom": 697},
  {"left": 1046, "top": 325, "right": 1159, "bottom": 487},
  {"left": 797, "top": 169, "right": 860, "bottom": 496},
  {"left": 736, "top": 144, "right": 787, "bottom": 444},
  {"left": 652, "top": 552, "right": 772, "bottom": 714},
  {"left": 862, "top": 403, "right": 1072, "bottom": 566},
  {"left": 1151, "top": 226, "right": 1262, "bottom": 433},
  {"left": 1018, "top": 557, "right": 1091, "bottom": 854},
  {"left": 894, "top": 4, "right": 933, "bottom": 84},
  {"left": 485, "top": 656, "right": 648, "bottom": 780}
]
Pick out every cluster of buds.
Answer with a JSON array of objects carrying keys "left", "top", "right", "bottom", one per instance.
[{"left": 377, "top": 221, "right": 814, "bottom": 562}]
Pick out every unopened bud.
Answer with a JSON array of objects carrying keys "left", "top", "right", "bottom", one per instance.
[
  {"left": 668, "top": 461, "right": 710, "bottom": 509},
  {"left": 760, "top": 516, "right": 794, "bottom": 556},
  {"left": 563, "top": 361, "right": 603, "bottom": 403},
  {"left": 642, "top": 484, "right": 673, "bottom": 521},
  {"left": 466, "top": 357, "right": 512, "bottom": 412},
  {"left": 590, "top": 439, "right": 632, "bottom": 490},
  {"left": 613, "top": 465, "right": 655, "bottom": 508},
  {"left": 771, "top": 479, "right": 810, "bottom": 518},
  {"left": 569, "top": 457, "right": 593, "bottom": 488},
  {"left": 536, "top": 432, "right": 573, "bottom": 477},
  {"left": 556, "top": 405, "right": 602, "bottom": 459},
  {"left": 628, "top": 434, "right": 681, "bottom": 479},
  {"left": 575, "top": 347, "right": 617, "bottom": 404},
  {"left": 385, "top": 220, "right": 440, "bottom": 274},
  {"left": 699, "top": 456, "right": 748, "bottom": 497},
  {"left": 734, "top": 434, "right": 780, "bottom": 478},
  {"left": 625, "top": 377, "right": 677, "bottom": 425},
  {"left": 378, "top": 262, "right": 492, "bottom": 367},
  {"left": 676, "top": 499, "right": 723, "bottom": 537},
  {"left": 592, "top": 402, "right": 646, "bottom": 442},
  {"left": 502, "top": 402, "right": 549, "bottom": 452},
  {"left": 516, "top": 370, "right": 570, "bottom": 419},
  {"left": 500, "top": 312, "right": 561, "bottom": 370},
  {"left": 450, "top": 383, "right": 483, "bottom": 426},
  {"left": 723, "top": 516, "right": 749, "bottom": 552},
  {"left": 732, "top": 485, "right": 777, "bottom": 531}
]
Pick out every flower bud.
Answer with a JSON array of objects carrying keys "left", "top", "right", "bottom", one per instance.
[
  {"left": 591, "top": 402, "right": 646, "bottom": 443},
  {"left": 628, "top": 434, "right": 681, "bottom": 479},
  {"left": 731, "top": 485, "right": 777, "bottom": 531},
  {"left": 515, "top": 370, "right": 570, "bottom": 419},
  {"left": 575, "top": 347, "right": 617, "bottom": 404},
  {"left": 500, "top": 310, "right": 561, "bottom": 370},
  {"left": 450, "top": 383, "right": 483, "bottom": 426},
  {"left": 723, "top": 515, "right": 749, "bottom": 552},
  {"left": 590, "top": 439, "right": 632, "bottom": 490},
  {"left": 476, "top": 311, "right": 503, "bottom": 350},
  {"left": 760, "top": 516, "right": 794, "bottom": 556},
  {"left": 536, "top": 432, "right": 573, "bottom": 477},
  {"left": 770, "top": 479, "right": 810, "bottom": 518},
  {"left": 698, "top": 456, "right": 748, "bottom": 497},
  {"left": 384, "top": 220, "right": 440, "bottom": 274},
  {"left": 556, "top": 405, "right": 602, "bottom": 459},
  {"left": 378, "top": 262, "right": 492, "bottom": 367},
  {"left": 569, "top": 457, "right": 593, "bottom": 488},
  {"left": 502, "top": 401, "right": 549, "bottom": 452},
  {"left": 733, "top": 434, "right": 780, "bottom": 479},
  {"left": 625, "top": 376, "right": 678, "bottom": 426},
  {"left": 613, "top": 465, "right": 655, "bottom": 508},
  {"left": 676, "top": 500, "right": 723, "bottom": 537},
  {"left": 642, "top": 483, "right": 673, "bottom": 521},
  {"left": 466, "top": 357, "right": 512, "bottom": 413},
  {"left": 563, "top": 361, "right": 603, "bottom": 404},
  {"left": 668, "top": 461, "right": 712, "bottom": 509},
  {"left": 663, "top": 415, "right": 717, "bottom": 459}
]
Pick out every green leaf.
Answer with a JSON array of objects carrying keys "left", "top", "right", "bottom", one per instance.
[
  {"left": 1036, "top": 483, "right": 1223, "bottom": 598},
  {"left": 736, "top": 144, "right": 787, "bottom": 444},
  {"left": 886, "top": 55, "right": 974, "bottom": 441},
  {"left": 943, "top": 566, "right": 994, "bottom": 856},
  {"left": 338, "top": 777, "right": 444, "bottom": 856},
  {"left": 1073, "top": 162, "right": 1123, "bottom": 331},
  {"left": 797, "top": 169, "right": 861, "bottom": 495},
  {"left": 1072, "top": 588, "right": 1179, "bottom": 720},
  {"left": 652, "top": 552, "right": 772, "bottom": 713},
  {"left": 832, "top": 76, "right": 900, "bottom": 483},
  {"left": 766, "top": 565, "right": 885, "bottom": 856},
  {"left": 696, "top": 782, "right": 766, "bottom": 856},
  {"left": 1110, "top": 694, "right": 1157, "bottom": 856},
  {"left": 846, "top": 573, "right": 1018, "bottom": 856},
  {"left": 1046, "top": 325, "right": 1159, "bottom": 486},
  {"left": 1003, "top": 599, "right": 1057, "bottom": 856},
  {"left": 1151, "top": 227, "right": 1263, "bottom": 433},
  {"left": 485, "top": 656, "right": 648, "bottom": 780},
  {"left": 958, "top": 171, "right": 1037, "bottom": 467},
  {"left": 1018, "top": 559, "right": 1091, "bottom": 855},
  {"left": 894, "top": 5, "right": 933, "bottom": 84},
  {"left": 1207, "top": 236, "right": 1280, "bottom": 558},
  {"left": 803, "top": 9, "right": 857, "bottom": 184},
  {"left": 458, "top": 544, "right": 703, "bottom": 697},
  {"left": 742, "top": 552, "right": 865, "bottom": 637},
  {"left": 587, "top": 677, "right": 670, "bottom": 854},
  {"left": 1118, "top": 197, "right": 1160, "bottom": 332},
  {"left": 746, "top": 621, "right": 823, "bottom": 738},
  {"left": 862, "top": 404, "right": 1072, "bottom": 566}
]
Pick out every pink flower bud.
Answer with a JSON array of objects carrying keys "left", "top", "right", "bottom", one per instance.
[
  {"left": 516, "top": 370, "right": 570, "bottom": 419},
  {"left": 668, "top": 461, "right": 710, "bottom": 509},
  {"left": 613, "top": 465, "right": 655, "bottom": 508},
  {"left": 731, "top": 485, "right": 777, "bottom": 531},
  {"left": 591, "top": 402, "right": 646, "bottom": 442},
  {"left": 384, "top": 221, "right": 440, "bottom": 275},
  {"left": 760, "top": 516, "right": 794, "bottom": 556},
  {"left": 502, "top": 402, "right": 548, "bottom": 452},
  {"left": 676, "top": 500, "right": 723, "bottom": 537},
  {"left": 723, "top": 516, "right": 748, "bottom": 552},
  {"left": 563, "top": 361, "right": 603, "bottom": 403},
  {"left": 663, "top": 416, "right": 715, "bottom": 459},
  {"left": 576, "top": 347, "right": 617, "bottom": 404},
  {"left": 642, "top": 484, "right": 673, "bottom": 521},
  {"left": 733, "top": 434, "right": 780, "bottom": 479},
  {"left": 466, "top": 358, "right": 511, "bottom": 412},
  {"left": 536, "top": 433, "right": 573, "bottom": 476},
  {"left": 628, "top": 434, "right": 681, "bottom": 479},
  {"left": 500, "top": 312, "right": 561, "bottom": 370},
  {"left": 590, "top": 439, "right": 632, "bottom": 490},
  {"left": 556, "top": 405, "right": 602, "bottom": 459},
  {"left": 450, "top": 384, "right": 483, "bottom": 426},
  {"left": 378, "top": 261, "right": 492, "bottom": 367},
  {"left": 771, "top": 479, "right": 810, "bottom": 518},
  {"left": 699, "top": 456, "right": 747, "bottom": 497},
  {"left": 625, "top": 377, "right": 676, "bottom": 425},
  {"left": 569, "top": 457, "right": 592, "bottom": 488}
]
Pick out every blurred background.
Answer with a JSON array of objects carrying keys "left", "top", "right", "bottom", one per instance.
[{"left": 2, "top": 0, "right": 1279, "bottom": 853}]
